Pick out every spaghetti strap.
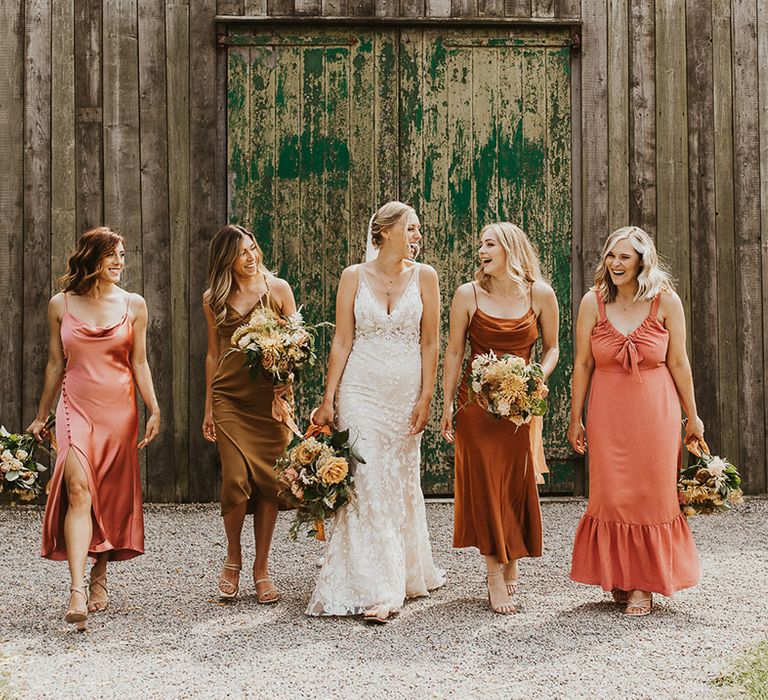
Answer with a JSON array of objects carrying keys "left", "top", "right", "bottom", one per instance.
[
  {"left": 125, "top": 294, "right": 131, "bottom": 314},
  {"left": 595, "top": 291, "right": 607, "bottom": 321},
  {"left": 649, "top": 293, "right": 661, "bottom": 319},
  {"left": 471, "top": 282, "right": 479, "bottom": 310},
  {"left": 63, "top": 292, "right": 69, "bottom": 310}
]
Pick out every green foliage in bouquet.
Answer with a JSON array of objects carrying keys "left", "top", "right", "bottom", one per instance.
[{"left": 0, "top": 418, "right": 54, "bottom": 502}]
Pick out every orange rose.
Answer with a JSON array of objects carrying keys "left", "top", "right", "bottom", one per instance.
[
  {"left": 317, "top": 456, "right": 349, "bottom": 485},
  {"left": 305, "top": 422, "right": 332, "bottom": 439}
]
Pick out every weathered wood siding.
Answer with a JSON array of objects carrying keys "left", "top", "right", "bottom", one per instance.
[{"left": 3, "top": 0, "right": 767, "bottom": 498}]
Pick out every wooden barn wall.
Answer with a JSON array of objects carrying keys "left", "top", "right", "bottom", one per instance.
[{"left": 2, "top": 0, "right": 767, "bottom": 498}]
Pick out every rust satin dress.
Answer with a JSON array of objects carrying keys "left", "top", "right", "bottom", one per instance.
[
  {"left": 453, "top": 292, "right": 543, "bottom": 564},
  {"left": 42, "top": 294, "right": 144, "bottom": 561},
  {"left": 570, "top": 293, "right": 700, "bottom": 596},
  {"left": 212, "top": 292, "right": 291, "bottom": 514}
]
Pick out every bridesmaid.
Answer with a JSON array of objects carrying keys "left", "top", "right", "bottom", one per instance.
[
  {"left": 202, "top": 224, "right": 296, "bottom": 604},
  {"left": 568, "top": 226, "right": 702, "bottom": 616},
  {"left": 28, "top": 227, "right": 161, "bottom": 630},
  {"left": 440, "top": 222, "right": 559, "bottom": 614}
]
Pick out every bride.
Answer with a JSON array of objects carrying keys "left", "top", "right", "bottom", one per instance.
[{"left": 307, "top": 201, "right": 445, "bottom": 623}]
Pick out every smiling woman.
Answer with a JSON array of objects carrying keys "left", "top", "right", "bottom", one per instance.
[
  {"left": 568, "top": 226, "right": 703, "bottom": 617},
  {"left": 27, "top": 226, "right": 161, "bottom": 631}
]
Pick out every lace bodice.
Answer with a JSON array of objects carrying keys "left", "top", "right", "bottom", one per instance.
[{"left": 353, "top": 264, "right": 422, "bottom": 345}]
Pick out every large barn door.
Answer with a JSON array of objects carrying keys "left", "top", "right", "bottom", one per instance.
[
  {"left": 226, "top": 26, "right": 576, "bottom": 495},
  {"left": 398, "top": 28, "right": 575, "bottom": 494},
  {"left": 226, "top": 30, "right": 399, "bottom": 420}
]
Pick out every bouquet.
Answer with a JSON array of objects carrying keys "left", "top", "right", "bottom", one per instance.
[
  {"left": 230, "top": 307, "right": 325, "bottom": 385},
  {"left": 0, "top": 417, "right": 54, "bottom": 502},
  {"left": 678, "top": 438, "right": 743, "bottom": 516},
  {"left": 275, "top": 423, "right": 364, "bottom": 541},
  {"left": 467, "top": 351, "right": 548, "bottom": 426}
]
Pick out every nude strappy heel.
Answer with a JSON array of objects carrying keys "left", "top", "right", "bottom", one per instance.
[
  {"left": 88, "top": 571, "right": 108, "bottom": 613},
  {"left": 487, "top": 570, "right": 516, "bottom": 615},
  {"left": 65, "top": 585, "right": 89, "bottom": 631},
  {"left": 218, "top": 562, "right": 241, "bottom": 601},
  {"left": 254, "top": 577, "right": 281, "bottom": 605},
  {"left": 625, "top": 593, "right": 653, "bottom": 616}
]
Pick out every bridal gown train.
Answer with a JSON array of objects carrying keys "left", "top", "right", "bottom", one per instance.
[{"left": 306, "top": 263, "right": 445, "bottom": 616}]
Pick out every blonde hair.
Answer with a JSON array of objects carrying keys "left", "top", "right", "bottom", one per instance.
[
  {"left": 594, "top": 226, "right": 675, "bottom": 303},
  {"left": 369, "top": 201, "right": 414, "bottom": 248},
  {"left": 203, "top": 224, "right": 269, "bottom": 327},
  {"left": 475, "top": 222, "right": 544, "bottom": 291}
]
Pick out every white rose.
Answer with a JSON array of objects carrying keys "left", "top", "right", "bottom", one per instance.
[
  {"left": 1, "top": 450, "right": 12, "bottom": 463},
  {"left": 15, "top": 449, "right": 28, "bottom": 461}
]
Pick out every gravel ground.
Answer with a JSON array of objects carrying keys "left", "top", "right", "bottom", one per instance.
[{"left": 1, "top": 499, "right": 767, "bottom": 700}]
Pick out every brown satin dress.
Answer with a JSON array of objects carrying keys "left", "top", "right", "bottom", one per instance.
[
  {"left": 212, "top": 289, "right": 292, "bottom": 515},
  {"left": 453, "top": 284, "right": 543, "bottom": 564}
]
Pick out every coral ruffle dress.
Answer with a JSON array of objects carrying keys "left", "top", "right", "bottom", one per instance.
[
  {"left": 42, "top": 294, "right": 144, "bottom": 561},
  {"left": 570, "top": 293, "right": 700, "bottom": 596},
  {"left": 453, "top": 286, "right": 543, "bottom": 564}
]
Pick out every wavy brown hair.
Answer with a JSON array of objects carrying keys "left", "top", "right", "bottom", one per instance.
[
  {"left": 58, "top": 227, "right": 125, "bottom": 295},
  {"left": 203, "top": 224, "right": 268, "bottom": 327}
]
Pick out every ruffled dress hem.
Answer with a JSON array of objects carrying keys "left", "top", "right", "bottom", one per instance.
[{"left": 570, "top": 512, "right": 700, "bottom": 597}]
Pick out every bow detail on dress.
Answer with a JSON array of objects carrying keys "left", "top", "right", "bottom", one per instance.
[{"left": 614, "top": 336, "right": 644, "bottom": 383}]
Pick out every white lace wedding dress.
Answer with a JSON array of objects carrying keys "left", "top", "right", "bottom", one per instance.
[{"left": 306, "top": 262, "right": 446, "bottom": 616}]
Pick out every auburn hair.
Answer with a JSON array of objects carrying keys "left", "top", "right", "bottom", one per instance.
[{"left": 58, "top": 227, "right": 125, "bottom": 295}]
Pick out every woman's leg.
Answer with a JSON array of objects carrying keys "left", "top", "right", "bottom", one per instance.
[
  {"left": 252, "top": 495, "right": 279, "bottom": 601},
  {"left": 63, "top": 449, "right": 92, "bottom": 612},
  {"left": 219, "top": 502, "right": 247, "bottom": 592},
  {"left": 484, "top": 554, "right": 516, "bottom": 614},
  {"left": 88, "top": 552, "right": 110, "bottom": 612},
  {"left": 503, "top": 559, "right": 518, "bottom": 595}
]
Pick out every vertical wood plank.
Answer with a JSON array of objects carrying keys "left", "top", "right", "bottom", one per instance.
[
  {"left": 322, "top": 0, "right": 347, "bottom": 14},
  {"left": 452, "top": 0, "right": 476, "bottom": 17},
  {"left": 497, "top": 46, "right": 524, "bottom": 224},
  {"left": 711, "top": 0, "right": 738, "bottom": 466},
  {"left": 189, "top": 0, "right": 220, "bottom": 500},
  {"left": 473, "top": 47, "right": 499, "bottom": 226},
  {"left": 531, "top": 0, "right": 554, "bottom": 18},
  {"left": 401, "top": 0, "right": 426, "bottom": 17},
  {"left": 607, "top": 0, "right": 629, "bottom": 228},
  {"left": 426, "top": 0, "right": 451, "bottom": 16},
  {"left": 295, "top": 0, "right": 321, "bottom": 13},
  {"left": 628, "top": 0, "right": 656, "bottom": 233},
  {"left": 23, "top": 0, "right": 52, "bottom": 426},
  {"left": 377, "top": 0, "right": 399, "bottom": 16},
  {"left": 731, "top": 0, "right": 765, "bottom": 492},
  {"left": 348, "top": 0, "right": 374, "bottom": 15},
  {"left": 217, "top": 0, "right": 245, "bottom": 14},
  {"left": 51, "top": 0, "right": 77, "bottom": 294},
  {"left": 267, "top": 0, "right": 295, "bottom": 15},
  {"left": 166, "top": 1, "right": 191, "bottom": 500},
  {"left": 655, "top": 0, "right": 690, "bottom": 335},
  {"left": 685, "top": 0, "right": 720, "bottom": 449},
  {"left": 554, "top": 0, "right": 580, "bottom": 18},
  {"left": 244, "top": 0, "right": 268, "bottom": 14},
  {"left": 758, "top": 0, "right": 768, "bottom": 494},
  {"left": 103, "top": 0, "right": 142, "bottom": 293},
  {"left": 0, "top": 1, "right": 25, "bottom": 428},
  {"left": 348, "top": 33, "right": 375, "bottom": 264},
  {"left": 74, "top": 0, "right": 103, "bottom": 233},
  {"left": 504, "top": 0, "right": 531, "bottom": 16},
  {"left": 580, "top": 0, "right": 609, "bottom": 284},
  {"left": 478, "top": 0, "right": 504, "bottom": 16},
  {"left": 375, "top": 32, "right": 399, "bottom": 200},
  {"left": 138, "top": 0, "right": 174, "bottom": 501}
]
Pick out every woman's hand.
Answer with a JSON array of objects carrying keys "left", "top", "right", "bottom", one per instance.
[
  {"left": 683, "top": 416, "right": 705, "bottom": 450},
  {"left": 440, "top": 404, "right": 454, "bottom": 443},
  {"left": 568, "top": 418, "right": 586, "bottom": 455},
  {"left": 139, "top": 412, "right": 161, "bottom": 449},
  {"left": 311, "top": 400, "right": 335, "bottom": 428},
  {"left": 409, "top": 395, "right": 432, "bottom": 435},
  {"left": 26, "top": 417, "right": 50, "bottom": 444},
  {"left": 202, "top": 411, "right": 217, "bottom": 443}
]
